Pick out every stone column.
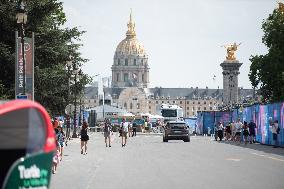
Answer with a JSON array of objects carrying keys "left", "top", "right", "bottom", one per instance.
[{"left": 220, "top": 60, "right": 242, "bottom": 105}]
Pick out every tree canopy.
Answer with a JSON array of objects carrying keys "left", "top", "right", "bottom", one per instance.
[
  {"left": 249, "top": 4, "right": 284, "bottom": 103},
  {"left": 0, "top": 0, "right": 92, "bottom": 115}
]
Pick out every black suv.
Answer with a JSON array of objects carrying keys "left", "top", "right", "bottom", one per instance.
[{"left": 163, "top": 121, "right": 190, "bottom": 142}]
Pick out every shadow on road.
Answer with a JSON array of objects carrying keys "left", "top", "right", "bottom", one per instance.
[{"left": 218, "top": 140, "right": 284, "bottom": 156}]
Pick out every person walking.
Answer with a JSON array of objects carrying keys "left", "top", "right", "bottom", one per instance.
[
  {"left": 121, "top": 118, "right": 129, "bottom": 147},
  {"left": 128, "top": 122, "right": 133, "bottom": 137},
  {"left": 235, "top": 119, "right": 242, "bottom": 144},
  {"left": 271, "top": 120, "right": 280, "bottom": 148},
  {"left": 214, "top": 123, "right": 218, "bottom": 141},
  {"left": 248, "top": 120, "right": 256, "bottom": 144},
  {"left": 132, "top": 121, "right": 137, "bottom": 137},
  {"left": 57, "top": 126, "right": 65, "bottom": 160},
  {"left": 242, "top": 121, "right": 249, "bottom": 145},
  {"left": 80, "top": 121, "right": 89, "bottom": 154},
  {"left": 217, "top": 122, "right": 224, "bottom": 141},
  {"left": 104, "top": 118, "right": 112, "bottom": 147},
  {"left": 225, "top": 123, "right": 231, "bottom": 141}
]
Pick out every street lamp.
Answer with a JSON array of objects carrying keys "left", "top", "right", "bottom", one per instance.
[
  {"left": 16, "top": 0, "right": 27, "bottom": 95},
  {"left": 72, "top": 68, "right": 79, "bottom": 138},
  {"left": 65, "top": 59, "right": 72, "bottom": 140}
]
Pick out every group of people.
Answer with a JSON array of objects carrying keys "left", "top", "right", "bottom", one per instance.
[
  {"left": 214, "top": 118, "right": 280, "bottom": 147},
  {"left": 103, "top": 118, "right": 137, "bottom": 148}
]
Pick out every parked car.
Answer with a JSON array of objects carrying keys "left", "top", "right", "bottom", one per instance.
[{"left": 163, "top": 121, "right": 190, "bottom": 142}]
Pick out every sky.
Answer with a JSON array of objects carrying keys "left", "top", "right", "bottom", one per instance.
[{"left": 61, "top": 0, "right": 277, "bottom": 89}]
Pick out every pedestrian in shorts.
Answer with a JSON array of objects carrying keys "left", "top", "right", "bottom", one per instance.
[
  {"left": 235, "top": 119, "right": 242, "bottom": 144},
  {"left": 121, "top": 118, "right": 129, "bottom": 147},
  {"left": 103, "top": 118, "right": 112, "bottom": 147}
]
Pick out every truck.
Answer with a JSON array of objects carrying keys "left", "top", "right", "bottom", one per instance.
[{"left": 160, "top": 104, "right": 184, "bottom": 123}]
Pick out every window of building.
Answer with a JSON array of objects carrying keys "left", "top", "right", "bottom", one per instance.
[
  {"left": 198, "top": 101, "right": 200, "bottom": 104},
  {"left": 142, "top": 74, "right": 144, "bottom": 82},
  {"left": 187, "top": 101, "right": 189, "bottom": 104},
  {"left": 167, "top": 101, "right": 170, "bottom": 103},
  {"left": 118, "top": 59, "right": 120, "bottom": 65},
  {"left": 94, "top": 100, "right": 96, "bottom": 103},
  {"left": 123, "top": 73, "right": 128, "bottom": 82},
  {"left": 187, "top": 107, "right": 189, "bottom": 110},
  {"left": 210, "top": 101, "right": 213, "bottom": 105},
  {"left": 116, "top": 73, "right": 119, "bottom": 82},
  {"left": 187, "top": 112, "right": 189, "bottom": 116},
  {"left": 89, "top": 100, "right": 91, "bottom": 103},
  {"left": 198, "top": 107, "right": 201, "bottom": 110},
  {"left": 192, "top": 107, "right": 195, "bottom": 110},
  {"left": 162, "top": 101, "right": 164, "bottom": 103},
  {"left": 141, "top": 59, "right": 144, "bottom": 65},
  {"left": 130, "top": 103, "right": 133, "bottom": 109},
  {"left": 134, "top": 59, "right": 136, "bottom": 65},
  {"left": 173, "top": 101, "right": 176, "bottom": 104},
  {"left": 125, "top": 58, "right": 128, "bottom": 66},
  {"left": 180, "top": 101, "right": 183, "bottom": 104},
  {"left": 204, "top": 107, "right": 206, "bottom": 110},
  {"left": 149, "top": 106, "right": 151, "bottom": 109},
  {"left": 204, "top": 101, "right": 206, "bottom": 104},
  {"left": 148, "top": 101, "right": 151, "bottom": 104},
  {"left": 210, "top": 107, "right": 213, "bottom": 110},
  {"left": 137, "top": 103, "right": 140, "bottom": 109},
  {"left": 156, "top": 101, "right": 158, "bottom": 104},
  {"left": 193, "top": 101, "right": 195, "bottom": 104},
  {"left": 124, "top": 102, "right": 127, "bottom": 109}
]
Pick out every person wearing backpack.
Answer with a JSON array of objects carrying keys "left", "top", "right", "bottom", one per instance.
[
  {"left": 104, "top": 118, "right": 112, "bottom": 147},
  {"left": 121, "top": 118, "right": 129, "bottom": 147},
  {"left": 272, "top": 120, "right": 280, "bottom": 148}
]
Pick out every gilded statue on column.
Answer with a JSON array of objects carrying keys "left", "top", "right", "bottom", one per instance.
[{"left": 221, "top": 42, "right": 241, "bottom": 61}]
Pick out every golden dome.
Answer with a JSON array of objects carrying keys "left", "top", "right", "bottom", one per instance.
[{"left": 115, "top": 11, "right": 146, "bottom": 56}]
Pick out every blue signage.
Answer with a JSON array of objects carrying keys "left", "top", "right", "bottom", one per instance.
[{"left": 16, "top": 95, "right": 28, "bottom": 100}]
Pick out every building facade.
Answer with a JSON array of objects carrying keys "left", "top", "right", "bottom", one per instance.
[
  {"left": 111, "top": 12, "right": 149, "bottom": 88},
  {"left": 83, "top": 12, "right": 254, "bottom": 117}
]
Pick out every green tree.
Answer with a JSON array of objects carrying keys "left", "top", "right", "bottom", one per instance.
[
  {"left": 0, "top": 0, "right": 91, "bottom": 115},
  {"left": 249, "top": 4, "right": 284, "bottom": 103}
]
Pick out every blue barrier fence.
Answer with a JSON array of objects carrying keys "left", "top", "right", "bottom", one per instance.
[{"left": 197, "top": 102, "right": 284, "bottom": 147}]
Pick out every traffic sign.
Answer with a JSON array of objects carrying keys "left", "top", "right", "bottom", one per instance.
[
  {"left": 16, "top": 95, "right": 28, "bottom": 100},
  {"left": 65, "top": 104, "right": 74, "bottom": 115}
]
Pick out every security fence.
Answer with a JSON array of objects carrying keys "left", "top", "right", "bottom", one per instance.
[{"left": 197, "top": 102, "right": 284, "bottom": 147}]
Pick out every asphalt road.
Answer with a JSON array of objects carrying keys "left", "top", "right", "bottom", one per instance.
[{"left": 50, "top": 132, "right": 284, "bottom": 189}]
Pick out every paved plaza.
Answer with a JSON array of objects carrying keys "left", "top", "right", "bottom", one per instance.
[{"left": 50, "top": 132, "right": 284, "bottom": 189}]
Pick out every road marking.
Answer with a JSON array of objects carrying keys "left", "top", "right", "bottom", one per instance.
[
  {"left": 267, "top": 156, "right": 284, "bottom": 162},
  {"left": 251, "top": 152, "right": 266, "bottom": 157},
  {"left": 250, "top": 152, "right": 284, "bottom": 162},
  {"left": 225, "top": 158, "right": 241, "bottom": 162}
]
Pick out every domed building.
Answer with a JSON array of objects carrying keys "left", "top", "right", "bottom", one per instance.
[
  {"left": 84, "top": 12, "right": 255, "bottom": 118},
  {"left": 111, "top": 12, "right": 149, "bottom": 88}
]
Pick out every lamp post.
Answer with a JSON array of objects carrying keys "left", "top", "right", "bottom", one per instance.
[
  {"left": 72, "top": 68, "right": 79, "bottom": 138},
  {"left": 16, "top": 0, "right": 27, "bottom": 95},
  {"left": 66, "top": 59, "right": 72, "bottom": 140},
  {"left": 79, "top": 98, "right": 82, "bottom": 127}
]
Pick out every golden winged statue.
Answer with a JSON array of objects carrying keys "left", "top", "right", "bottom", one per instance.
[
  {"left": 278, "top": 2, "right": 284, "bottom": 12},
  {"left": 221, "top": 42, "right": 241, "bottom": 61}
]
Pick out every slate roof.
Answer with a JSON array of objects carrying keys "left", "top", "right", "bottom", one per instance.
[{"left": 84, "top": 87, "right": 254, "bottom": 101}]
